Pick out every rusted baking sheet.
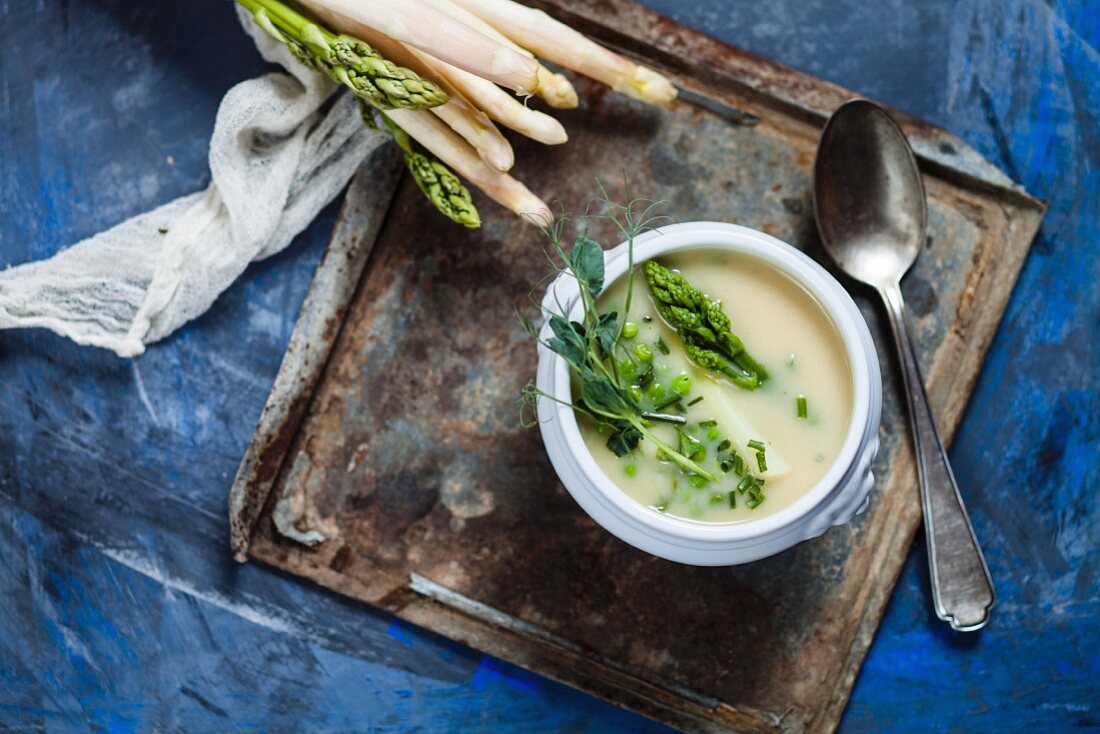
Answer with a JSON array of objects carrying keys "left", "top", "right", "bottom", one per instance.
[{"left": 228, "top": 1, "right": 1044, "bottom": 731}]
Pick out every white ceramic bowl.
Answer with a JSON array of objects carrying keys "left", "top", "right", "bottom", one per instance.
[{"left": 535, "top": 222, "right": 882, "bottom": 565}]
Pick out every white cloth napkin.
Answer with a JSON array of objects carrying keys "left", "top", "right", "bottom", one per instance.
[{"left": 0, "top": 9, "right": 383, "bottom": 357}]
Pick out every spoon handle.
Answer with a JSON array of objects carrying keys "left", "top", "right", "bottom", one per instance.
[{"left": 879, "top": 284, "right": 995, "bottom": 631}]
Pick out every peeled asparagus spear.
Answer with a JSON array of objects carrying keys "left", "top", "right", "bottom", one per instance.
[
  {"left": 237, "top": 0, "right": 447, "bottom": 109},
  {"left": 302, "top": 0, "right": 540, "bottom": 94},
  {"left": 449, "top": 0, "right": 677, "bottom": 104},
  {"left": 306, "top": 3, "right": 516, "bottom": 172},
  {"left": 360, "top": 103, "right": 481, "bottom": 228},
  {"left": 417, "top": 0, "right": 578, "bottom": 109},
  {"left": 409, "top": 48, "right": 567, "bottom": 145},
  {"left": 387, "top": 109, "right": 551, "bottom": 225}
]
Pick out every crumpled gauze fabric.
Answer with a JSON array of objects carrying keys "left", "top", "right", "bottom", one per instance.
[{"left": 0, "top": 9, "right": 382, "bottom": 357}]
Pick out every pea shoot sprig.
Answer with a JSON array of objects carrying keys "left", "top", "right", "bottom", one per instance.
[{"left": 522, "top": 199, "right": 718, "bottom": 482}]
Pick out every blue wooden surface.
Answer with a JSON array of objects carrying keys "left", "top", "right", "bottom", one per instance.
[{"left": 1, "top": 0, "right": 1096, "bottom": 731}]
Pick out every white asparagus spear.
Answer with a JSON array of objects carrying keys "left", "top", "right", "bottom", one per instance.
[
  {"left": 408, "top": 47, "right": 568, "bottom": 145},
  {"left": 448, "top": 0, "right": 677, "bottom": 104},
  {"left": 417, "top": 0, "right": 579, "bottom": 108},
  {"left": 387, "top": 109, "right": 552, "bottom": 225},
  {"left": 302, "top": 0, "right": 539, "bottom": 93},
  {"left": 640, "top": 316, "right": 790, "bottom": 478},
  {"left": 308, "top": 4, "right": 516, "bottom": 172}
]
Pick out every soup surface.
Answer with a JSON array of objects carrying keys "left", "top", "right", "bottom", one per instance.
[{"left": 578, "top": 248, "right": 853, "bottom": 522}]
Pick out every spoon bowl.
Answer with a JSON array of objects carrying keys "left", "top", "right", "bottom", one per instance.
[{"left": 813, "top": 99, "right": 926, "bottom": 287}]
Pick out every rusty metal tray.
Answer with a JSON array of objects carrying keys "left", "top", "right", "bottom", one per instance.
[{"left": 228, "top": 1, "right": 1045, "bottom": 731}]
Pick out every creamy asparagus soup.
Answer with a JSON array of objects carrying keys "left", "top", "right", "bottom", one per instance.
[{"left": 577, "top": 249, "right": 853, "bottom": 522}]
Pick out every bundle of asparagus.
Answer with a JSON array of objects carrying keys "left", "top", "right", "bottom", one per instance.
[{"left": 237, "top": 0, "right": 677, "bottom": 228}]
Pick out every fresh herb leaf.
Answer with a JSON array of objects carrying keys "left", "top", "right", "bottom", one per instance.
[
  {"left": 547, "top": 315, "right": 586, "bottom": 368},
  {"left": 595, "top": 311, "right": 619, "bottom": 356},
  {"left": 571, "top": 235, "right": 605, "bottom": 297},
  {"left": 581, "top": 374, "right": 633, "bottom": 416},
  {"left": 606, "top": 425, "right": 642, "bottom": 456}
]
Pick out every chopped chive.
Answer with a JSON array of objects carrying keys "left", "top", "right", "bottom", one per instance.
[
  {"left": 797, "top": 395, "right": 808, "bottom": 419},
  {"left": 719, "top": 459, "right": 733, "bottom": 473},
  {"left": 687, "top": 395, "right": 704, "bottom": 407},
  {"left": 733, "top": 453, "right": 744, "bottom": 476},
  {"left": 638, "top": 366, "right": 654, "bottom": 388},
  {"left": 655, "top": 336, "right": 670, "bottom": 355},
  {"left": 717, "top": 439, "right": 732, "bottom": 453},
  {"left": 709, "top": 493, "right": 725, "bottom": 505},
  {"left": 690, "top": 474, "right": 709, "bottom": 489},
  {"left": 737, "top": 475, "right": 753, "bottom": 492},
  {"left": 757, "top": 451, "right": 768, "bottom": 473},
  {"left": 640, "top": 411, "right": 687, "bottom": 425},
  {"left": 747, "top": 439, "right": 766, "bottom": 452},
  {"left": 728, "top": 491, "right": 737, "bottom": 509},
  {"left": 654, "top": 393, "right": 682, "bottom": 411},
  {"left": 699, "top": 419, "right": 717, "bottom": 427},
  {"left": 746, "top": 495, "right": 763, "bottom": 509}
]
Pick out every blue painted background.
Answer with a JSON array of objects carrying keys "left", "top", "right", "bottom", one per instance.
[{"left": 1, "top": 0, "right": 1096, "bottom": 730}]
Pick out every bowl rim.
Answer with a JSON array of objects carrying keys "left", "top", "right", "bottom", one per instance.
[{"left": 541, "top": 221, "right": 872, "bottom": 543}]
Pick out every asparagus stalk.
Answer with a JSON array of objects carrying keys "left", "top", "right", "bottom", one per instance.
[
  {"left": 237, "top": 0, "right": 447, "bottom": 110},
  {"left": 308, "top": 5, "right": 516, "bottom": 172},
  {"left": 387, "top": 109, "right": 551, "bottom": 225},
  {"left": 417, "top": 0, "right": 578, "bottom": 109},
  {"left": 449, "top": 0, "right": 677, "bottom": 104},
  {"left": 644, "top": 260, "right": 768, "bottom": 389},
  {"left": 360, "top": 103, "right": 481, "bottom": 228},
  {"left": 408, "top": 47, "right": 568, "bottom": 145},
  {"left": 299, "top": 0, "right": 540, "bottom": 94}
]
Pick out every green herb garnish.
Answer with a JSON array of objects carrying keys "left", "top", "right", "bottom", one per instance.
[
  {"left": 747, "top": 439, "right": 766, "bottom": 452},
  {"left": 797, "top": 395, "right": 808, "bottom": 419},
  {"left": 686, "top": 395, "right": 704, "bottom": 407},
  {"left": 644, "top": 260, "right": 768, "bottom": 389},
  {"left": 522, "top": 200, "right": 716, "bottom": 482}
]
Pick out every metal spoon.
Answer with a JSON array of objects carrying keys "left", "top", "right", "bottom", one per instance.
[{"left": 813, "top": 99, "right": 995, "bottom": 631}]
